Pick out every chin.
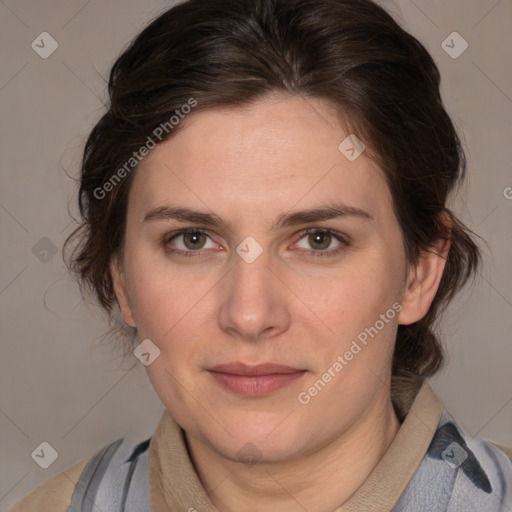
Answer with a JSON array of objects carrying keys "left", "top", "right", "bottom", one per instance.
[
  {"left": 220, "top": 434, "right": 305, "bottom": 465},
  {"left": 200, "top": 415, "right": 309, "bottom": 463}
]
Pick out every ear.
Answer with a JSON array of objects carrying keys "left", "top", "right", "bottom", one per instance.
[
  {"left": 397, "top": 214, "right": 452, "bottom": 325},
  {"left": 110, "top": 255, "right": 137, "bottom": 328}
]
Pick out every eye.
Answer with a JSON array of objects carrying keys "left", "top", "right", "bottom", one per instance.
[
  {"left": 294, "top": 229, "right": 349, "bottom": 258},
  {"left": 163, "top": 228, "right": 217, "bottom": 256},
  {"left": 162, "top": 227, "right": 349, "bottom": 259}
]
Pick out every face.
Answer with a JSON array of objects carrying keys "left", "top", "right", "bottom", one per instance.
[{"left": 111, "top": 93, "right": 437, "bottom": 464}]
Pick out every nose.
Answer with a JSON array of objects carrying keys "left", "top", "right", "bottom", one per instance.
[{"left": 217, "top": 244, "right": 291, "bottom": 342}]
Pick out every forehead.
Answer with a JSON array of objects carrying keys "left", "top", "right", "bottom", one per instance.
[{"left": 128, "top": 94, "right": 393, "bottom": 227}]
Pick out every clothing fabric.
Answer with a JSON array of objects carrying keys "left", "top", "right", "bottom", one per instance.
[{"left": 6, "top": 380, "right": 512, "bottom": 511}]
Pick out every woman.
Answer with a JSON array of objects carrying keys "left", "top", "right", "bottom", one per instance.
[{"left": 8, "top": 0, "right": 512, "bottom": 510}]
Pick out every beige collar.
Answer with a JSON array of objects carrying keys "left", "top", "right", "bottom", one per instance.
[{"left": 149, "top": 380, "right": 443, "bottom": 512}]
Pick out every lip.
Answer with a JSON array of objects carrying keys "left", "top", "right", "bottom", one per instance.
[
  {"left": 209, "top": 362, "right": 303, "bottom": 375},
  {"left": 208, "top": 362, "right": 306, "bottom": 396}
]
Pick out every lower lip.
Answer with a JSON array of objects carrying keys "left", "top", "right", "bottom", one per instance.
[{"left": 208, "top": 371, "right": 306, "bottom": 396}]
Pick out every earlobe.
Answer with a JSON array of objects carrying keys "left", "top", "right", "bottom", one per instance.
[
  {"left": 398, "top": 219, "right": 451, "bottom": 326},
  {"left": 110, "top": 256, "right": 137, "bottom": 328}
]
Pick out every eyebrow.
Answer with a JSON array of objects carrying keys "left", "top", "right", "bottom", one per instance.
[{"left": 142, "top": 202, "right": 373, "bottom": 232}]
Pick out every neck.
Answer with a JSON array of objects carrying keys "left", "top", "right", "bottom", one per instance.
[{"left": 184, "top": 388, "right": 401, "bottom": 512}]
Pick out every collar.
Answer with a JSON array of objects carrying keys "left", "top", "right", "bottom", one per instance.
[{"left": 148, "top": 379, "right": 443, "bottom": 512}]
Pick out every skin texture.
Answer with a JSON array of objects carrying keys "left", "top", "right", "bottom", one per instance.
[{"left": 111, "top": 92, "right": 450, "bottom": 512}]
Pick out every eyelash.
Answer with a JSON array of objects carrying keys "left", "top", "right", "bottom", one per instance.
[{"left": 162, "top": 228, "right": 350, "bottom": 259}]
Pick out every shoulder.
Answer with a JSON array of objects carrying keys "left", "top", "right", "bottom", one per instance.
[
  {"left": 428, "top": 411, "right": 512, "bottom": 479},
  {"left": 5, "top": 450, "right": 96, "bottom": 512},
  {"left": 5, "top": 435, "right": 151, "bottom": 512},
  {"left": 491, "top": 442, "right": 512, "bottom": 463},
  {"left": 409, "top": 409, "right": 512, "bottom": 510}
]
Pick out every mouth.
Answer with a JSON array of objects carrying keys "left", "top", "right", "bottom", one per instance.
[{"left": 207, "top": 362, "right": 307, "bottom": 396}]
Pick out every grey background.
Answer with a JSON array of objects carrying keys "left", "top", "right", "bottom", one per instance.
[{"left": 0, "top": 0, "right": 511, "bottom": 508}]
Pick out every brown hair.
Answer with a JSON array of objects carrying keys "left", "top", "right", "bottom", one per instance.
[{"left": 64, "top": 0, "right": 482, "bottom": 414}]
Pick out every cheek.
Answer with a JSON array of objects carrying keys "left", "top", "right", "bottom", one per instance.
[
  {"left": 303, "top": 255, "right": 403, "bottom": 338},
  {"left": 130, "top": 276, "right": 196, "bottom": 340},
  {"left": 123, "top": 250, "right": 177, "bottom": 334},
  {"left": 124, "top": 249, "right": 219, "bottom": 353}
]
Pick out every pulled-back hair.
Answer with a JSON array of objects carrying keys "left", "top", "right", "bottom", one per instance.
[{"left": 65, "top": 0, "right": 482, "bottom": 415}]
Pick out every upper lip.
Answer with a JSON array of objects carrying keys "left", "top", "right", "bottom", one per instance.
[{"left": 208, "top": 362, "right": 305, "bottom": 375}]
